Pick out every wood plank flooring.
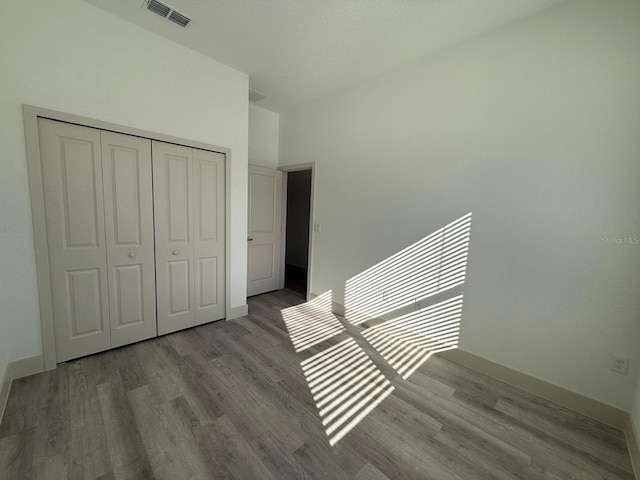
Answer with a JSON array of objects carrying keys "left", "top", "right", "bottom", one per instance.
[{"left": 0, "top": 289, "right": 635, "bottom": 479}]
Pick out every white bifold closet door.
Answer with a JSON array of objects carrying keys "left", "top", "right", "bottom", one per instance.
[
  {"left": 101, "top": 131, "right": 157, "bottom": 347},
  {"left": 153, "top": 141, "right": 226, "bottom": 335},
  {"left": 39, "top": 119, "right": 157, "bottom": 362}
]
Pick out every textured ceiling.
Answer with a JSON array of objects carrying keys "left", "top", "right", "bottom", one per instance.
[{"left": 82, "top": 0, "right": 567, "bottom": 112}]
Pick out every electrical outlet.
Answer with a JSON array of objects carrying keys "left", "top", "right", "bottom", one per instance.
[
  {"left": 313, "top": 223, "right": 321, "bottom": 233},
  {"left": 415, "top": 299, "right": 423, "bottom": 310},
  {"left": 610, "top": 355, "right": 629, "bottom": 374},
  {"left": 382, "top": 290, "right": 388, "bottom": 302}
]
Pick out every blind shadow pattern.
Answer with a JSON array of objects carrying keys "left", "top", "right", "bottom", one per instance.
[
  {"left": 361, "top": 294, "right": 463, "bottom": 379},
  {"left": 300, "top": 337, "right": 394, "bottom": 446},
  {"left": 345, "top": 213, "right": 472, "bottom": 325},
  {"left": 281, "top": 290, "right": 345, "bottom": 352},
  {"left": 282, "top": 213, "right": 472, "bottom": 446}
]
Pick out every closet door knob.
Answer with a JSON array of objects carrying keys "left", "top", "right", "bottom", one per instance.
[
  {"left": 128, "top": 253, "right": 135, "bottom": 258},
  {"left": 172, "top": 250, "right": 179, "bottom": 255}
]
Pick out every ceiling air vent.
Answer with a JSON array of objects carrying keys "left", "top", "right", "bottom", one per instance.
[
  {"left": 143, "top": 0, "right": 192, "bottom": 28},
  {"left": 146, "top": 0, "right": 170, "bottom": 17},
  {"left": 249, "top": 89, "right": 266, "bottom": 103},
  {"left": 168, "top": 10, "right": 191, "bottom": 28}
]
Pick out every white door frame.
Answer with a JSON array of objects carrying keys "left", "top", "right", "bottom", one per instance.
[
  {"left": 278, "top": 163, "right": 316, "bottom": 301},
  {"left": 23, "top": 105, "right": 233, "bottom": 371}
]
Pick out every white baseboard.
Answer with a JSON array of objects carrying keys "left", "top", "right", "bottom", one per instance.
[
  {"left": 440, "top": 349, "right": 627, "bottom": 429},
  {"left": 0, "top": 354, "right": 44, "bottom": 424},
  {"left": 227, "top": 304, "right": 249, "bottom": 320},
  {"left": 11, "top": 354, "right": 44, "bottom": 379},
  {"left": 332, "top": 302, "right": 345, "bottom": 317},
  {"left": 625, "top": 414, "right": 640, "bottom": 480},
  {"left": 307, "top": 292, "right": 345, "bottom": 316}
]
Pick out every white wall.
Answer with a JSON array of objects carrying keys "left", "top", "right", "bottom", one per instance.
[
  {"left": 0, "top": 0, "right": 248, "bottom": 364},
  {"left": 249, "top": 104, "right": 280, "bottom": 169},
  {"left": 280, "top": 0, "right": 640, "bottom": 410}
]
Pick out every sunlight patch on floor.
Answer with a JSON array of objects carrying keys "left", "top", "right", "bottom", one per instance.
[
  {"left": 300, "top": 337, "right": 394, "bottom": 446},
  {"left": 281, "top": 290, "right": 345, "bottom": 352}
]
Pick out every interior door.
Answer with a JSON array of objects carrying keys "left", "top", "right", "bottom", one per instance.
[
  {"left": 247, "top": 165, "right": 283, "bottom": 296},
  {"left": 153, "top": 141, "right": 195, "bottom": 335},
  {"left": 193, "top": 149, "right": 226, "bottom": 325},
  {"left": 101, "top": 131, "right": 157, "bottom": 347},
  {"left": 39, "top": 119, "right": 111, "bottom": 362}
]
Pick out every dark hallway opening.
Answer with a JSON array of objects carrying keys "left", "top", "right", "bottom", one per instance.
[{"left": 284, "top": 169, "right": 312, "bottom": 297}]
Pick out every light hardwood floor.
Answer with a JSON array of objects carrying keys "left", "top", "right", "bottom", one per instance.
[{"left": 0, "top": 289, "right": 635, "bottom": 479}]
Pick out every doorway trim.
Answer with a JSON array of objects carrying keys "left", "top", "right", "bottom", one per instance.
[
  {"left": 23, "top": 104, "right": 233, "bottom": 371},
  {"left": 278, "top": 163, "right": 316, "bottom": 301}
]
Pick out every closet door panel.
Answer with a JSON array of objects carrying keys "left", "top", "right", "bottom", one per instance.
[
  {"left": 167, "top": 157, "right": 190, "bottom": 242},
  {"left": 153, "top": 141, "right": 196, "bottom": 335},
  {"left": 38, "top": 119, "right": 111, "bottom": 362},
  {"left": 113, "top": 265, "right": 144, "bottom": 324},
  {"left": 193, "top": 150, "right": 226, "bottom": 324},
  {"left": 169, "top": 259, "right": 191, "bottom": 313},
  {"left": 101, "top": 131, "right": 157, "bottom": 347},
  {"left": 66, "top": 269, "right": 104, "bottom": 336}
]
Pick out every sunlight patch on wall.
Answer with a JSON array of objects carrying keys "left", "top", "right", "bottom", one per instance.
[
  {"left": 300, "top": 337, "right": 394, "bottom": 446},
  {"left": 281, "top": 290, "right": 345, "bottom": 352},
  {"left": 362, "top": 295, "right": 463, "bottom": 379},
  {"left": 345, "top": 213, "right": 471, "bottom": 325}
]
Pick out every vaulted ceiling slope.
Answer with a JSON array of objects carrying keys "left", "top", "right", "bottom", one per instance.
[{"left": 82, "top": 0, "right": 567, "bottom": 112}]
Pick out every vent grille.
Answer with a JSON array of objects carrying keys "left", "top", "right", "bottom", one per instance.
[
  {"left": 168, "top": 10, "right": 191, "bottom": 27},
  {"left": 146, "top": 0, "right": 170, "bottom": 17},
  {"left": 249, "top": 89, "right": 266, "bottom": 103},
  {"left": 143, "top": 0, "right": 191, "bottom": 28}
]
